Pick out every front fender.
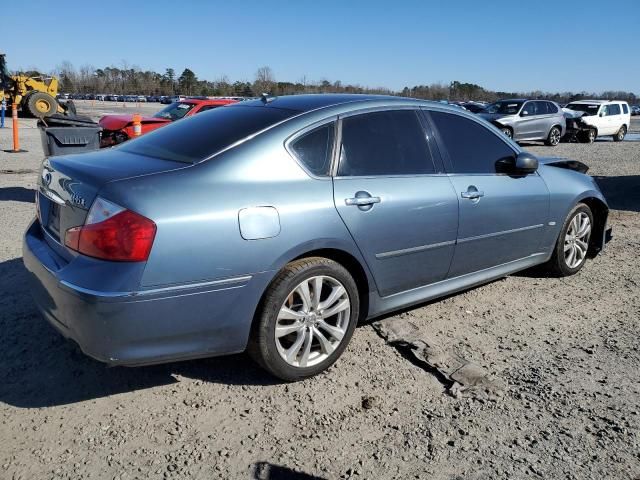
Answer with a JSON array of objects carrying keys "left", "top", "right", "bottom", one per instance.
[{"left": 537, "top": 164, "right": 609, "bottom": 255}]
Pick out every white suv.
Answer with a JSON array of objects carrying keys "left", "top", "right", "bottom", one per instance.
[{"left": 565, "top": 100, "right": 631, "bottom": 142}]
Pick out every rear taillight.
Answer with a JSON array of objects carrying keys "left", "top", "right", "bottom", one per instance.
[{"left": 65, "top": 197, "right": 156, "bottom": 262}]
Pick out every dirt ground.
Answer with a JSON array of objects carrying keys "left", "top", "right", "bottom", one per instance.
[{"left": 0, "top": 102, "right": 639, "bottom": 480}]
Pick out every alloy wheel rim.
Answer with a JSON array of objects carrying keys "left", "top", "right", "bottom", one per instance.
[
  {"left": 618, "top": 128, "right": 625, "bottom": 140},
  {"left": 275, "top": 275, "right": 350, "bottom": 368},
  {"left": 564, "top": 212, "right": 591, "bottom": 269},
  {"left": 550, "top": 128, "right": 560, "bottom": 145},
  {"left": 589, "top": 130, "right": 596, "bottom": 141}
]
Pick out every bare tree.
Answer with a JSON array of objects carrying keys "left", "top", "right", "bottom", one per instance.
[{"left": 254, "top": 66, "right": 275, "bottom": 94}]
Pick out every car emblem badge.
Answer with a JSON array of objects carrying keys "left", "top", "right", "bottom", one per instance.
[{"left": 70, "top": 193, "right": 86, "bottom": 208}]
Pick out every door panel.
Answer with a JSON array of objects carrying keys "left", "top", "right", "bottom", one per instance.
[
  {"left": 333, "top": 177, "right": 458, "bottom": 296},
  {"left": 447, "top": 174, "right": 549, "bottom": 277}
]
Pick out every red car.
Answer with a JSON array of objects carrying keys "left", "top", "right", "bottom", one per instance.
[{"left": 99, "top": 98, "right": 237, "bottom": 147}]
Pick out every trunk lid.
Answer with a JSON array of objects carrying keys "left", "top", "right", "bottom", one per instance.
[{"left": 37, "top": 148, "right": 189, "bottom": 247}]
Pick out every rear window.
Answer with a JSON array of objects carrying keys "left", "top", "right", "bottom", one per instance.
[{"left": 120, "top": 106, "right": 296, "bottom": 163}]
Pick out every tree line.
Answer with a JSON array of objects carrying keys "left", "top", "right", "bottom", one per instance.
[{"left": 14, "top": 62, "right": 638, "bottom": 104}]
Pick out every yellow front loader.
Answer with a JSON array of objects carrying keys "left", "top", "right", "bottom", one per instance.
[{"left": 0, "top": 53, "right": 64, "bottom": 117}]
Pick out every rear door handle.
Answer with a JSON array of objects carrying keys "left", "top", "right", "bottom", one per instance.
[{"left": 345, "top": 196, "right": 381, "bottom": 206}]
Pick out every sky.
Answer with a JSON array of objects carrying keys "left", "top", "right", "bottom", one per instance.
[{"left": 4, "top": 0, "right": 639, "bottom": 94}]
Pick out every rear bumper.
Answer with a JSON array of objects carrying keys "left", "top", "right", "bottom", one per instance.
[{"left": 23, "top": 219, "right": 270, "bottom": 366}]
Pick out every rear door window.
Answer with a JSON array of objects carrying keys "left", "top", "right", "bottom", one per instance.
[
  {"left": 337, "top": 110, "right": 435, "bottom": 176},
  {"left": 534, "top": 101, "right": 549, "bottom": 115},
  {"left": 290, "top": 123, "right": 335, "bottom": 177},
  {"left": 607, "top": 104, "right": 621, "bottom": 116},
  {"left": 430, "top": 111, "right": 516, "bottom": 174}
]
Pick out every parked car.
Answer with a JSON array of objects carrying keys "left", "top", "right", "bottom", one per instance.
[
  {"left": 161, "top": 95, "right": 186, "bottom": 104},
  {"left": 564, "top": 100, "right": 631, "bottom": 142},
  {"left": 462, "top": 101, "right": 487, "bottom": 113},
  {"left": 478, "top": 99, "right": 566, "bottom": 146},
  {"left": 24, "top": 94, "right": 611, "bottom": 381},
  {"left": 98, "top": 98, "right": 237, "bottom": 147},
  {"left": 629, "top": 104, "right": 639, "bottom": 116}
]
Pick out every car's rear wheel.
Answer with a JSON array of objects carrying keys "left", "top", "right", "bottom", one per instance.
[
  {"left": 499, "top": 126, "right": 513, "bottom": 139},
  {"left": 248, "top": 257, "right": 359, "bottom": 381},
  {"left": 613, "top": 125, "right": 626, "bottom": 142},
  {"left": 545, "top": 126, "right": 562, "bottom": 146},
  {"left": 544, "top": 203, "right": 593, "bottom": 276}
]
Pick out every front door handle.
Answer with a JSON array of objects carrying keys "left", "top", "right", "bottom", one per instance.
[
  {"left": 461, "top": 187, "right": 484, "bottom": 200},
  {"left": 345, "top": 196, "right": 381, "bottom": 206}
]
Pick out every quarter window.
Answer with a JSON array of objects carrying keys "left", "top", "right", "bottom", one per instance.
[
  {"left": 337, "top": 110, "right": 435, "bottom": 176},
  {"left": 290, "top": 123, "right": 335, "bottom": 176},
  {"left": 430, "top": 111, "right": 516, "bottom": 174},
  {"left": 622, "top": 104, "right": 629, "bottom": 114},
  {"left": 547, "top": 102, "right": 559, "bottom": 113}
]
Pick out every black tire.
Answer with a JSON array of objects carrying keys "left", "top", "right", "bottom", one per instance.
[
  {"left": 24, "top": 92, "right": 58, "bottom": 118},
  {"left": 612, "top": 125, "right": 626, "bottom": 142},
  {"left": 543, "top": 203, "right": 593, "bottom": 277},
  {"left": 579, "top": 128, "right": 597, "bottom": 144},
  {"left": 248, "top": 257, "right": 360, "bottom": 381},
  {"left": 545, "top": 126, "right": 562, "bottom": 146}
]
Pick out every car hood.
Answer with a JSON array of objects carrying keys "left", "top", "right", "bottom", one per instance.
[
  {"left": 477, "top": 112, "right": 513, "bottom": 122},
  {"left": 98, "top": 114, "right": 171, "bottom": 130},
  {"left": 537, "top": 156, "right": 589, "bottom": 174}
]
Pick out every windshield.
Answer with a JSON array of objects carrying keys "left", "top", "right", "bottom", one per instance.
[
  {"left": 484, "top": 101, "right": 524, "bottom": 115},
  {"left": 153, "top": 102, "right": 196, "bottom": 121},
  {"left": 566, "top": 103, "right": 600, "bottom": 116},
  {"left": 120, "top": 105, "right": 297, "bottom": 163}
]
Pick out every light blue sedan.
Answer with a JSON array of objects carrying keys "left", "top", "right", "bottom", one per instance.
[{"left": 24, "top": 94, "right": 611, "bottom": 380}]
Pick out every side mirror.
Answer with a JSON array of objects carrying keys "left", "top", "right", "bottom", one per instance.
[
  {"left": 599, "top": 111, "right": 606, "bottom": 117},
  {"left": 495, "top": 152, "right": 538, "bottom": 175},
  {"left": 515, "top": 152, "right": 538, "bottom": 174},
  {"left": 520, "top": 110, "right": 529, "bottom": 117}
]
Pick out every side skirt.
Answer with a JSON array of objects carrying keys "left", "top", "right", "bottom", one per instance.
[{"left": 368, "top": 252, "right": 549, "bottom": 318}]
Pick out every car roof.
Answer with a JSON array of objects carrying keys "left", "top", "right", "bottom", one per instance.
[
  {"left": 568, "top": 99, "right": 626, "bottom": 104},
  {"left": 231, "top": 94, "right": 420, "bottom": 113},
  {"left": 182, "top": 98, "right": 238, "bottom": 106}
]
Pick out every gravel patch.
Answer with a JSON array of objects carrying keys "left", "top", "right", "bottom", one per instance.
[{"left": 0, "top": 106, "right": 638, "bottom": 479}]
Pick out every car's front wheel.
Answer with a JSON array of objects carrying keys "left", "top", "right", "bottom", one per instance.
[
  {"left": 613, "top": 125, "right": 626, "bottom": 142},
  {"left": 545, "top": 126, "right": 562, "bottom": 146},
  {"left": 544, "top": 203, "right": 593, "bottom": 276},
  {"left": 248, "top": 257, "right": 359, "bottom": 381},
  {"left": 499, "top": 126, "right": 513, "bottom": 139},
  {"left": 579, "top": 128, "right": 597, "bottom": 143}
]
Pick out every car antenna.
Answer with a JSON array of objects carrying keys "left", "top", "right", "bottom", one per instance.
[{"left": 261, "top": 93, "right": 276, "bottom": 104}]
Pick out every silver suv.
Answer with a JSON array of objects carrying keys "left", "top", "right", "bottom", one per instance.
[{"left": 478, "top": 99, "right": 566, "bottom": 146}]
